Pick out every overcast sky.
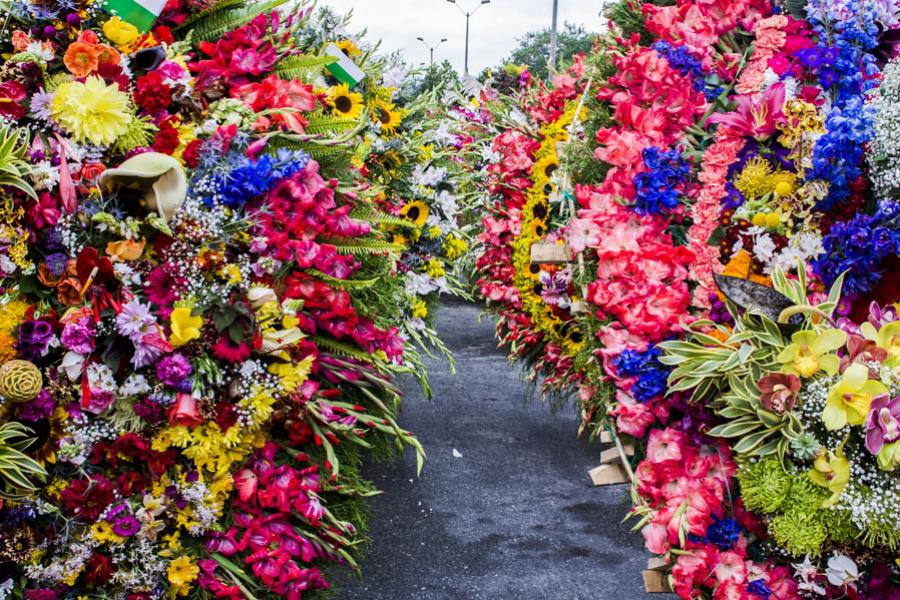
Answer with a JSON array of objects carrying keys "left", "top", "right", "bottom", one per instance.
[{"left": 320, "top": 0, "right": 605, "bottom": 74}]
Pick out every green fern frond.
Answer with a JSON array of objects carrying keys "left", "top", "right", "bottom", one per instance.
[
  {"left": 175, "top": 0, "right": 246, "bottom": 30},
  {"left": 307, "top": 269, "right": 380, "bottom": 289},
  {"left": 313, "top": 336, "right": 376, "bottom": 362},
  {"left": 329, "top": 239, "right": 404, "bottom": 256},
  {"left": 275, "top": 54, "right": 335, "bottom": 80},
  {"left": 349, "top": 207, "right": 411, "bottom": 228},
  {"left": 190, "top": 0, "right": 289, "bottom": 42},
  {"left": 303, "top": 115, "right": 364, "bottom": 136}
]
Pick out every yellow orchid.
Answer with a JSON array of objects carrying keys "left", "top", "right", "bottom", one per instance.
[
  {"left": 169, "top": 307, "right": 203, "bottom": 347},
  {"left": 777, "top": 329, "right": 846, "bottom": 378},
  {"left": 808, "top": 445, "right": 850, "bottom": 508},
  {"left": 823, "top": 363, "right": 888, "bottom": 430},
  {"left": 860, "top": 320, "right": 900, "bottom": 367},
  {"left": 878, "top": 441, "right": 900, "bottom": 472}
]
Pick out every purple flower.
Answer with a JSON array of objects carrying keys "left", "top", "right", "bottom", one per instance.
[
  {"left": 156, "top": 354, "right": 193, "bottom": 387},
  {"left": 16, "top": 319, "right": 54, "bottom": 361},
  {"left": 866, "top": 395, "right": 900, "bottom": 454},
  {"left": 18, "top": 389, "right": 55, "bottom": 422},
  {"left": 116, "top": 300, "right": 156, "bottom": 339},
  {"left": 111, "top": 514, "right": 141, "bottom": 537},
  {"left": 45, "top": 252, "right": 68, "bottom": 277},
  {"left": 60, "top": 318, "right": 94, "bottom": 354}
]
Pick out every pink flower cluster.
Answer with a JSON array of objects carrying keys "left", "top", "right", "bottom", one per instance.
[
  {"left": 570, "top": 186, "right": 694, "bottom": 342},
  {"left": 593, "top": 41, "right": 707, "bottom": 198}
]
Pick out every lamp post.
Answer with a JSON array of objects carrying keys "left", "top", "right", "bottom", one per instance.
[
  {"left": 417, "top": 36, "right": 448, "bottom": 66},
  {"left": 446, "top": 0, "right": 490, "bottom": 76},
  {"left": 549, "top": 0, "right": 559, "bottom": 75}
]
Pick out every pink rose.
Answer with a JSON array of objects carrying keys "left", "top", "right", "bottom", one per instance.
[{"left": 169, "top": 393, "right": 203, "bottom": 428}]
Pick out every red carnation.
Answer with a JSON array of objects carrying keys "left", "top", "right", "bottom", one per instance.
[
  {"left": 134, "top": 72, "right": 173, "bottom": 114},
  {"left": 152, "top": 119, "right": 181, "bottom": 155}
]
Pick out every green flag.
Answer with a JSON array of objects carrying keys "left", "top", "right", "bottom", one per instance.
[
  {"left": 324, "top": 43, "right": 367, "bottom": 87},
  {"left": 103, "top": 0, "right": 166, "bottom": 32}
]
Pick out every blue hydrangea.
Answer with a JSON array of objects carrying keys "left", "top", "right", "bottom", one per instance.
[
  {"left": 632, "top": 147, "right": 690, "bottom": 215},
  {"left": 613, "top": 346, "right": 670, "bottom": 402}
]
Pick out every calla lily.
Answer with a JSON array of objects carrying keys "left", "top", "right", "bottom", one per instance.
[
  {"left": 777, "top": 328, "right": 846, "bottom": 378},
  {"left": 808, "top": 446, "right": 850, "bottom": 508},
  {"left": 708, "top": 82, "right": 786, "bottom": 140},
  {"left": 824, "top": 363, "right": 888, "bottom": 430},
  {"left": 169, "top": 307, "right": 203, "bottom": 347},
  {"left": 98, "top": 152, "right": 187, "bottom": 223},
  {"left": 860, "top": 320, "right": 900, "bottom": 367}
]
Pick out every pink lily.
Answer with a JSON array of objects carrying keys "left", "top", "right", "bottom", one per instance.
[{"left": 708, "top": 82, "right": 785, "bottom": 140}]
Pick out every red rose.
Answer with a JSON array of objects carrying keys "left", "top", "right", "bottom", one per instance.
[{"left": 169, "top": 392, "right": 203, "bottom": 428}]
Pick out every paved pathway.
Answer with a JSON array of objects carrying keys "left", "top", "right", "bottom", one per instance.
[{"left": 335, "top": 301, "right": 656, "bottom": 599}]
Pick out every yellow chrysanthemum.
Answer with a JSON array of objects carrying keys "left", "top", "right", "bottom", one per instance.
[
  {"left": 51, "top": 76, "right": 133, "bottom": 146},
  {"left": 329, "top": 84, "right": 364, "bottom": 119},
  {"left": 734, "top": 156, "right": 774, "bottom": 199},
  {"left": 410, "top": 298, "right": 428, "bottom": 320}
]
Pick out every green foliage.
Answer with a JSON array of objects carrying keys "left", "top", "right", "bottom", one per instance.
[
  {"left": 275, "top": 54, "right": 336, "bottom": 81},
  {"left": 501, "top": 22, "right": 597, "bottom": 81},
  {"left": 406, "top": 60, "right": 461, "bottom": 98},
  {"left": 0, "top": 125, "right": 36, "bottom": 199},
  {"left": 187, "top": 0, "right": 290, "bottom": 42},
  {"left": 769, "top": 509, "right": 828, "bottom": 557},
  {"left": 0, "top": 422, "right": 46, "bottom": 498},
  {"left": 736, "top": 457, "right": 792, "bottom": 514}
]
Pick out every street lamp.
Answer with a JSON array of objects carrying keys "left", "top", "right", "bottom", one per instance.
[
  {"left": 446, "top": 0, "right": 490, "bottom": 76},
  {"left": 549, "top": 0, "right": 559, "bottom": 75},
  {"left": 417, "top": 36, "right": 448, "bottom": 66}
]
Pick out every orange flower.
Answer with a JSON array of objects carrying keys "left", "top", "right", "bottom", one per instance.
[
  {"left": 63, "top": 42, "right": 99, "bottom": 77},
  {"left": 57, "top": 277, "right": 83, "bottom": 307},
  {"left": 77, "top": 30, "right": 99, "bottom": 45},
  {"left": 0, "top": 332, "right": 15, "bottom": 363},
  {"left": 95, "top": 44, "right": 121, "bottom": 66},
  {"left": 37, "top": 263, "right": 64, "bottom": 288},
  {"left": 11, "top": 31, "right": 31, "bottom": 52},
  {"left": 107, "top": 238, "right": 146, "bottom": 262}
]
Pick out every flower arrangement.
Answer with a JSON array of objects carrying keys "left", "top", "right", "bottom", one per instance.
[
  {"left": 453, "top": 0, "right": 900, "bottom": 595},
  {"left": 0, "top": 0, "right": 451, "bottom": 597}
]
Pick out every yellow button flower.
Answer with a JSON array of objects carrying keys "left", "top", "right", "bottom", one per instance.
[
  {"left": 823, "top": 363, "right": 888, "bottom": 430},
  {"left": 777, "top": 329, "right": 846, "bottom": 378},
  {"left": 169, "top": 307, "right": 203, "bottom": 347}
]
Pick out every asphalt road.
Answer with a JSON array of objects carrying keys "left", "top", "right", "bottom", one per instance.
[{"left": 334, "top": 300, "right": 656, "bottom": 600}]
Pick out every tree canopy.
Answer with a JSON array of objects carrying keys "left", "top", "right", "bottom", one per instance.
[{"left": 501, "top": 22, "right": 597, "bottom": 81}]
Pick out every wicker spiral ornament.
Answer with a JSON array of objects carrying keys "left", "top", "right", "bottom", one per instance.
[{"left": 0, "top": 360, "right": 43, "bottom": 403}]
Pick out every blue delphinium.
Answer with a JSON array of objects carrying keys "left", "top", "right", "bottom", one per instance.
[
  {"left": 193, "top": 148, "right": 310, "bottom": 208},
  {"left": 800, "top": 0, "right": 880, "bottom": 209},
  {"left": 746, "top": 579, "right": 773, "bottom": 599},
  {"left": 814, "top": 200, "right": 900, "bottom": 297},
  {"left": 632, "top": 147, "right": 690, "bottom": 215},
  {"left": 705, "top": 516, "right": 742, "bottom": 550},
  {"left": 613, "top": 346, "right": 670, "bottom": 402}
]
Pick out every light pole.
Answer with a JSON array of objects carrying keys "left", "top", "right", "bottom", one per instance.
[
  {"left": 417, "top": 36, "right": 448, "bottom": 66},
  {"left": 549, "top": 0, "right": 559, "bottom": 75},
  {"left": 446, "top": 0, "right": 490, "bottom": 76}
]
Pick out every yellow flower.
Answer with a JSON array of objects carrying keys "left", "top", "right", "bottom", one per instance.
[
  {"left": 373, "top": 100, "right": 402, "bottom": 135},
  {"left": 91, "top": 521, "right": 125, "bottom": 545},
  {"left": 425, "top": 259, "right": 445, "bottom": 278},
  {"left": 808, "top": 446, "right": 850, "bottom": 507},
  {"left": 776, "top": 329, "right": 846, "bottom": 378},
  {"left": 427, "top": 225, "right": 443, "bottom": 239},
  {"left": 410, "top": 298, "right": 428, "bottom": 320},
  {"left": 336, "top": 38, "right": 361, "bottom": 58},
  {"left": 400, "top": 201, "right": 428, "bottom": 227},
  {"left": 443, "top": 235, "right": 469, "bottom": 260},
  {"left": 51, "top": 76, "right": 132, "bottom": 146},
  {"left": 878, "top": 441, "right": 900, "bottom": 471},
  {"left": 169, "top": 307, "right": 203, "bottom": 347},
  {"left": 329, "top": 84, "right": 364, "bottom": 119},
  {"left": 823, "top": 363, "right": 888, "bottom": 430},
  {"left": 860, "top": 320, "right": 900, "bottom": 367},
  {"left": 103, "top": 16, "right": 139, "bottom": 47},
  {"left": 167, "top": 556, "right": 199, "bottom": 594},
  {"left": 532, "top": 153, "right": 560, "bottom": 183}
]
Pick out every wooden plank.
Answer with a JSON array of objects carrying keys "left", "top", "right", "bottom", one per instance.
[
  {"left": 530, "top": 242, "right": 571, "bottom": 265},
  {"left": 588, "top": 464, "right": 629, "bottom": 486},
  {"left": 599, "top": 431, "right": 612, "bottom": 444},
  {"left": 646, "top": 557, "right": 668, "bottom": 571},
  {"left": 642, "top": 569, "right": 672, "bottom": 593},
  {"left": 600, "top": 445, "right": 634, "bottom": 465}
]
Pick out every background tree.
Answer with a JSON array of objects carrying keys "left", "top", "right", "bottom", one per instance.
[{"left": 501, "top": 22, "right": 597, "bottom": 81}]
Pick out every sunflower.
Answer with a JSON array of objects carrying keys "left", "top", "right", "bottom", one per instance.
[
  {"left": 527, "top": 219, "right": 548, "bottom": 239},
  {"left": 328, "top": 84, "right": 364, "bottom": 120},
  {"left": 533, "top": 153, "right": 560, "bottom": 183},
  {"left": 373, "top": 100, "right": 402, "bottom": 135},
  {"left": 25, "top": 406, "right": 68, "bottom": 466},
  {"left": 400, "top": 201, "right": 429, "bottom": 227},
  {"left": 336, "top": 38, "right": 361, "bottom": 58}
]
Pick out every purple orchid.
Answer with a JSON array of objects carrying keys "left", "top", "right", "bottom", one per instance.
[{"left": 866, "top": 395, "right": 900, "bottom": 455}]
